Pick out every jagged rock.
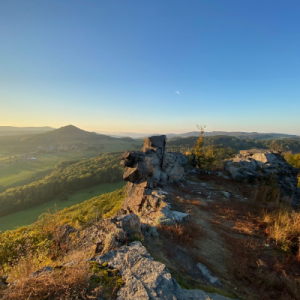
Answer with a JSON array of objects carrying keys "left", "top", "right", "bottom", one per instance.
[
  {"left": 94, "top": 241, "right": 232, "bottom": 300},
  {"left": 95, "top": 214, "right": 141, "bottom": 254},
  {"left": 224, "top": 149, "right": 299, "bottom": 199},
  {"left": 120, "top": 136, "right": 188, "bottom": 224},
  {"left": 115, "top": 213, "right": 141, "bottom": 235}
]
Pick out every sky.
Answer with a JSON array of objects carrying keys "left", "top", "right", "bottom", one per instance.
[{"left": 0, "top": 0, "right": 300, "bottom": 134}]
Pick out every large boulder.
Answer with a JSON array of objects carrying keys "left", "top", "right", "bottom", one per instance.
[
  {"left": 94, "top": 241, "right": 232, "bottom": 300},
  {"left": 224, "top": 149, "right": 299, "bottom": 199},
  {"left": 120, "top": 136, "right": 188, "bottom": 224}
]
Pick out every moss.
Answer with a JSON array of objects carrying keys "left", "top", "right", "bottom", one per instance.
[
  {"left": 128, "top": 233, "right": 144, "bottom": 243},
  {"left": 88, "top": 261, "right": 124, "bottom": 299}
]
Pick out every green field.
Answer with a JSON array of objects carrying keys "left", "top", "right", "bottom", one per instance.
[
  {"left": 0, "top": 181, "right": 126, "bottom": 232},
  {"left": 0, "top": 151, "right": 99, "bottom": 193},
  {"left": 0, "top": 138, "right": 141, "bottom": 193}
]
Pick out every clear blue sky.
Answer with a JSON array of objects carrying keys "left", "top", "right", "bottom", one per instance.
[{"left": 0, "top": 0, "right": 299, "bottom": 134}]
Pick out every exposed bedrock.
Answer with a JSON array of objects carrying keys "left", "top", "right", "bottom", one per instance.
[
  {"left": 120, "top": 135, "right": 188, "bottom": 224},
  {"left": 224, "top": 149, "right": 299, "bottom": 204},
  {"left": 95, "top": 241, "right": 232, "bottom": 300}
]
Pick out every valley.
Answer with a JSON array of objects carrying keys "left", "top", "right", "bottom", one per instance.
[
  {"left": 0, "top": 125, "right": 142, "bottom": 192},
  {"left": 0, "top": 181, "right": 125, "bottom": 232}
]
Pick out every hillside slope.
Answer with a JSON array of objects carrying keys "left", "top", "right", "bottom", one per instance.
[
  {"left": 21, "top": 125, "right": 115, "bottom": 145},
  {"left": 0, "top": 153, "right": 123, "bottom": 217}
]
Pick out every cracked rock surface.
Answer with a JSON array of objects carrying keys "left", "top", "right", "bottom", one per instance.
[
  {"left": 121, "top": 135, "right": 188, "bottom": 224},
  {"left": 95, "top": 241, "right": 232, "bottom": 300}
]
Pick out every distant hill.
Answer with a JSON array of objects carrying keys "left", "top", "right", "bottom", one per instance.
[
  {"left": 0, "top": 126, "right": 54, "bottom": 137},
  {"left": 167, "top": 135, "right": 300, "bottom": 153},
  {"left": 97, "top": 130, "right": 298, "bottom": 140},
  {"left": 175, "top": 131, "right": 298, "bottom": 140},
  {"left": 21, "top": 125, "right": 117, "bottom": 145}
]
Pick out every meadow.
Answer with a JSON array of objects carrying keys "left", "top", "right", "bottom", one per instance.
[
  {"left": 0, "top": 181, "right": 125, "bottom": 232},
  {"left": 0, "top": 151, "right": 99, "bottom": 192},
  {"left": 0, "top": 138, "right": 141, "bottom": 193}
]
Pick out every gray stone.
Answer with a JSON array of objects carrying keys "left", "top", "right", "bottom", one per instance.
[
  {"left": 115, "top": 214, "right": 141, "bottom": 235},
  {"left": 224, "top": 149, "right": 299, "bottom": 201},
  {"left": 94, "top": 214, "right": 140, "bottom": 254},
  {"left": 96, "top": 242, "right": 231, "bottom": 300},
  {"left": 171, "top": 211, "right": 189, "bottom": 222},
  {"left": 120, "top": 136, "right": 188, "bottom": 224},
  {"left": 221, "top": 191, "right": 231, "bottom": 198},
  {"left": 197, "top": 263, "right": 222, "bottom": 286}
]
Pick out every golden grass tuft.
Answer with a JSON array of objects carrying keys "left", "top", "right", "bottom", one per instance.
[
  {"left": 0, "top": 263, "right": 90, "bottom": 300},
  {"left": 262, "top": 208, "right": 300, "bottom": 254},
  {"left": 158, "top": 221, "right": 205, "bottom": 246}
]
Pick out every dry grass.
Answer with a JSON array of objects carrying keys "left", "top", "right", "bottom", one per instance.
[
  {"left": 158, "top": 221, "right": 205, "bottom": 246},
  {"left": 223, "top": 234, "right": 300, "bottom": 300},
  {"left": 262, "top": 208, "right": 300, "bottom": 254},
  {"left": 251, "top": 176, "right": 281, "bottom": 203},
  {"left": 185, "top": 199, "right": 206, "bottom": 207},
  {"left": 0, "top": 263, "right": 91, "bottom": 300}
]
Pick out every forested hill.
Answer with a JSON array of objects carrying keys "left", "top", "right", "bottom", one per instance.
[
  {"left": 177, "top": 131, "right": 298, "bottom": 139},
  {"left": 0, "top": 153, "right": 123, "bottom": 217},
  {"left": 167, "top": 135, "right": 300, "bottom": 153},
  {"left": 20, "top": 125, "right": 127, "bottom": 145}
]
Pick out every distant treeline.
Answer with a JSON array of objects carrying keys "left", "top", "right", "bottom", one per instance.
[
  {"left": 167, "top": 135, "right": 300, "bottom": 154},
  {"left": 0, "top": 153, "right": 123, "bottom": 217}
]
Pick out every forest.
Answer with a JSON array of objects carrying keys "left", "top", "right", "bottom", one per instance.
[
  {"left": 167, "top": 135, "right": 300, "bottom": 153},
  {"left": 0, "top": 153, "right": 123, "bottom": 217}
]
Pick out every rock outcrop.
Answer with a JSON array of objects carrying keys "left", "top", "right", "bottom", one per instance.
[
  {"left": 121, "top": 135, "right": 188, "bottom": 224},
  {"left": 95, "top": 214, "right": 141, "bottom": 254},
  {"left": 224, "top": 149, "right": 299, "bottom": 199},
  {"left": 94, "top": 241, "right": 232, "bottom": 300}
]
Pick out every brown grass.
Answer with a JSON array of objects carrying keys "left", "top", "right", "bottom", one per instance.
[
  {"left": 185, "top": 199, "right": 206, "bottom": 207},
  {"left": 158, "top": 221, "right": 205, "bottom": 246},
  {"left": 0, "top": 263, "right": 91, "bottom": 300},
  {"left": 251, "top": 176, "right": 281, "bottom": 203},
  {"left": 223, "top": 234, "right": 300, "bottom": 300},
  {"left": 262, "top": 208, "right": 300, "bottom": 255}
]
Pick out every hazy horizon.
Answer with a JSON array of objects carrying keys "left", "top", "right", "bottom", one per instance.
[
  {"left": 0, "top": 124, "right": 299, "bottom": 137},
  {"left": 1, "top": 1, "right": 300, "bottom": 134}
]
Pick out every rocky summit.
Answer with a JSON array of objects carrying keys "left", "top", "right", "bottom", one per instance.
[
  {"left": 121, "top": 135, "right": 189, "bottom": 224},
  {"left": 2, "top": 137, "right": 300, "bottom": 300}
]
